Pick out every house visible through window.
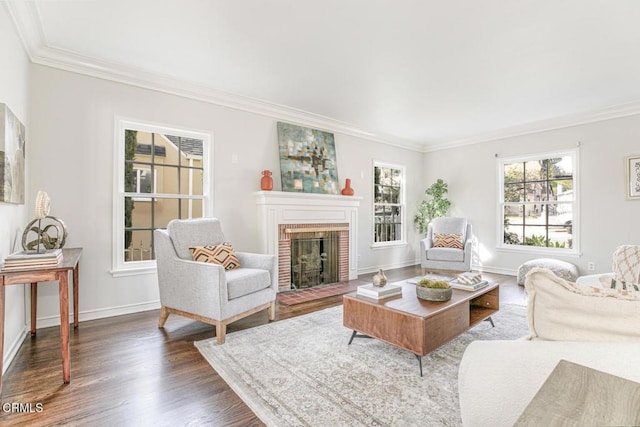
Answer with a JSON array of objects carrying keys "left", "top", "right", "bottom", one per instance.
[
  {"left": 114, "top": 119, "right": 211, "bottom": 274},
  {"left": 373, "top": 162, "right": 405, "bottom": 245},
  {"left": 499, "top": 150, "right": 578, "bottom": 253}
]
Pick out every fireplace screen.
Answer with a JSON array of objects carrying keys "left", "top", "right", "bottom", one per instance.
[{"left": 290, "top": 232, "right": 339, "bottom": 289}]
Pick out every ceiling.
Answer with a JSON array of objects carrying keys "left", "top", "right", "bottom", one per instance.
[{"left": 7, "top": 0, "right": 640, "bottom": 151}]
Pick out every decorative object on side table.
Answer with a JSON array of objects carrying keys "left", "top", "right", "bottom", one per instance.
[
  {"left": 260, "top": 170, "right": 273, "bottom": 191},
  {"left": 372, "top": 268, "right": 387, "bottom": 287},
  {"left": 416, "top": 278, "right": 452, "bottom": 301},
  {"left": 22, "top": 191, "right": 68, "bottom": 252},
  {"left": 341, "top": 178, "right": 354, "bottom": 196}
]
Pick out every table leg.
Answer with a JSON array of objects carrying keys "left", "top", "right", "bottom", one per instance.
[
  {"left": 73, "top": 263, "right": 79, "bottom": 328},
  {"left": 416, "top": 355, "right": 423, "bottom": 377},
  {"left": 0, "top": 282, "right": 5, "bottom": 394},
  {"left": 31, "top": 282, "right": 37, "bottom": 336},
  {"left": 58, "top": 271, "right": 70, "bottom": 384}
]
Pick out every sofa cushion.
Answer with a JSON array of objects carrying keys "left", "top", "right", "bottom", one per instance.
[
  {"left": 612, "top": 245, "right": 640, "bottom": 284},
  {"left": 426, "top": 247, "right": 465, "bottom": 262},
  {"left": 525, "top": 268, "right": 640, "bottom": 341},
  {"left": 433, "top": 233, "right": 463, "bottom": 249},
  {"left": 603, "top": 276, "right": 640, "bottom": 292},
  {"left": 190, "top": 243, "right": 240, "bottom": 270},
  {"left": 225, "top": 268, "right": 271, "bottom": 300}
]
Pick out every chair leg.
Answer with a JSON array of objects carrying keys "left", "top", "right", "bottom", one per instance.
[
  {"left": 215, "top": 322, "right": 226, "bottom": 344},
  {"left": 268, "top": 300, "right": 276, "bottom": 321},
  {"left": 158, "top": 306, "right": 170, "bottom": 328}
]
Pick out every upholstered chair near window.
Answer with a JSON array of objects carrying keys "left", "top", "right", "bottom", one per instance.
[
  {"left": 420, "top": 217, "right": 473, "bottom": 272},
  {"left": 154, "top": 218, "right": 277, "bottom": 344}
]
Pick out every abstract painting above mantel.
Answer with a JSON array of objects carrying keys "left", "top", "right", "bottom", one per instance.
[
  {"left": 277, "top": 121, "right": 339, "bottom": 194},
  {"left": 0, "top": 103, "right": 26, "bottom": 204}
]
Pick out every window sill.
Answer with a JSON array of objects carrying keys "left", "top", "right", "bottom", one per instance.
[
  {"left": 495, "top": 246, "right": 581, "bottom": 258},
  {"left": 110, "top": 264, "right": 157, "bottom": 278},
  {"left": 371, "top": 241, "right": 408, "bottom": 250}
]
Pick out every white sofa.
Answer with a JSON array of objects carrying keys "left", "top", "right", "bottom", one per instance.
[{"left": 458, "top": 268, "right": 640, "bottom": 426}]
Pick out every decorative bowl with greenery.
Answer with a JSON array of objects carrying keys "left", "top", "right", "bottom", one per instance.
[{"left": 416, "top": 278, "right": 453, "bottom": 301}]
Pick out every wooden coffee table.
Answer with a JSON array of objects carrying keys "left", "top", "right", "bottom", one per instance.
[{"left": 343, "top": 280, "right": 499, "bottom": 376}]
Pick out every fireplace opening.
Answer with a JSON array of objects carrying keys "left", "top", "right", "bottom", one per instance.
[{"left": 290, "top": 232, "right": 339, "bottom": 289}]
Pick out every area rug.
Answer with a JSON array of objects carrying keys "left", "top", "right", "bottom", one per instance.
[{"left": 195, "top": 303, "right": 529, "bottom": 427}]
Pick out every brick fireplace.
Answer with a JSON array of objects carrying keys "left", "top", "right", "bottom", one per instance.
[
  {"left": 278, "top": 223, "right": 349, "bottom": 291},
  {"left": 255, "top": 191, "right": 361, "bottom": 292}
]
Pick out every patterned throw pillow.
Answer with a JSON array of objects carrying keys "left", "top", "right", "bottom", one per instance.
[
  {"left": 189, "top": 243, "right": 240, "bottom": 270},
  {"left": 433, "top": 233, "right": 463, "bottom": 249},
  {"left": 603, "top": 277, "right": 640, "bottom": 292}
]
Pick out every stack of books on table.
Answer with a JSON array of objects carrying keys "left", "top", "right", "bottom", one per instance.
[
  {"left": 357, "top": 283, "right": 402, "bottom": 299},
  {"left": 1, "top": 249, "right": 64, "bottom": 272},
  {"left": 449, "top": 272, "right": 488, "bottom": 291}
]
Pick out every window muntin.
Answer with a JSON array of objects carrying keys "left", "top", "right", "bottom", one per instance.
[
  {"left": 373, "top": 162, "right": 405, "bottom": 245},
  {"left": 500, "top": 152, "right": 577, "bottom": 252},
  {"left": 114, "top": 120, "right": 211, "bottom": 274}
]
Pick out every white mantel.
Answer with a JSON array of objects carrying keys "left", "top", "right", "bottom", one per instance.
[{"left": 254, "top": 191, "right": 362, "bottom": 280}]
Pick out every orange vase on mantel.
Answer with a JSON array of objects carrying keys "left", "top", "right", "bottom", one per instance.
[
  {"left": 261, "top": 170, "right": 273, "bottom": 191},
  {"left": 341, "top": 178, "right": 354, "bottom": 196}
]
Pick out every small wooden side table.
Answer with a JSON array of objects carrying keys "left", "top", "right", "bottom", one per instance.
[{"left": 0, "top": 247, "right": 82, "bottom": 394}]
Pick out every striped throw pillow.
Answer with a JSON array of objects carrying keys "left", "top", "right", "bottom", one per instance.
[
  {"left": 189, "top": 243, "right": 240, "bottom": 270},
  {"left": 433, "top": 233, "right": 463, "bottom": 249}
]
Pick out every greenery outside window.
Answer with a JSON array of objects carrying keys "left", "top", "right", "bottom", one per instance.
[
  {"left": 373, "top": 161, "right": 405, "bottom": 246},
  {"left": 113, "top": 119, "right": 212, "bottom": 276},
  {"left": 498, "top": 149, "right": 578, "bottom": 254}
]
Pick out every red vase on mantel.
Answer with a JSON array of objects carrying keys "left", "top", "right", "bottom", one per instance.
[
  {"left": 341, "top": 178, "right": 354, "bottom": 196},
  {"left": 261, "top": 170, "right": 273, "bottom": 191}
]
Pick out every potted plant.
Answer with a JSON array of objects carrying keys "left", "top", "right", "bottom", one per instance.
[
  {"left": 416, "top": 278, "right": 452, "bottom": 302},
  {"left": 414, "top": 179, "right": 451, "bottom": 234}
]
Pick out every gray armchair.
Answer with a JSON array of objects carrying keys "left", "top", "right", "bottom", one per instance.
[
  {"left": 420, "top": 217, "right": 473, "bottom": 272},
  {"left": 154, "top": 218, "right": 277, "bottom": 344}
]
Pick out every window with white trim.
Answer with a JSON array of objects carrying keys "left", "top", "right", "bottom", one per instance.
[
  {"left": 498, "top": 149, "right": 578, "bottom": 253},
  {"left": 373, "top": 162, "right": 405, "bottom": 246},
  {"left": 113, "top": 119, "right": 211, "bottom": 274}
]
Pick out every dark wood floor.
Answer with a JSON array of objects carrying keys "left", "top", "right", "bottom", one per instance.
[{"left": 1, "top": 266, "right": 523, "bottom": 426}]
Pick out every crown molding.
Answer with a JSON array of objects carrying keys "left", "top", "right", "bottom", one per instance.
[
  {"left": 5, "top": 1, "right": 425, "bottom": 153},
  {"left": 7, "top": 1, "right": 640, "bottom": 155},
  {"left": 423, "top": 101, "right": 640, "bottom": 152}
]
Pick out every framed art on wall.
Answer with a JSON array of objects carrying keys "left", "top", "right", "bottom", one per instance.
[
  {"left": 626, "top": 154, "right": 640, "bottom": 200},
  {"left": 276, "top": 122, "right": 339, "bottom": 194},
  {"left": 0, "top": 103, "right": 26, "bottom": 204}
]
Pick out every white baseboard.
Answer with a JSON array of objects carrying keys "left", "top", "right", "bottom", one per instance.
[
  {"left": 473, "top": 265, "right": 518, "bottom": 276},
  {"left": 34, "top": 300, "right": 161, "bottom": 329},
  {"left": 2, "top": 325, "right": 29, "bottom": 375}
]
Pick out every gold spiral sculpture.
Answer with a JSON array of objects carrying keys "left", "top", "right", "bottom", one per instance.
[{"left": 22, "top": 191, "right": 68, "bottom": 252}]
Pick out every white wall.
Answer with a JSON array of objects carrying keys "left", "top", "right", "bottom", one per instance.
[
  {"left": 423, "top": 115, "right": 640, "bottom": 275},
  {"left": 27, "top": 64, "right": 424, "bottom": 326},
  {"left": 0, "top": 4, "right": 30, "bottom": 373}
]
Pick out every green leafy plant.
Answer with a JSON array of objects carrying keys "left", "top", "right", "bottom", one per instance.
[
  {"left": 417, "top": 278, "right": 451, "bottom": 289},
  {"left": 414, "top": 179, "right": 451, "bottom": 234}
]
